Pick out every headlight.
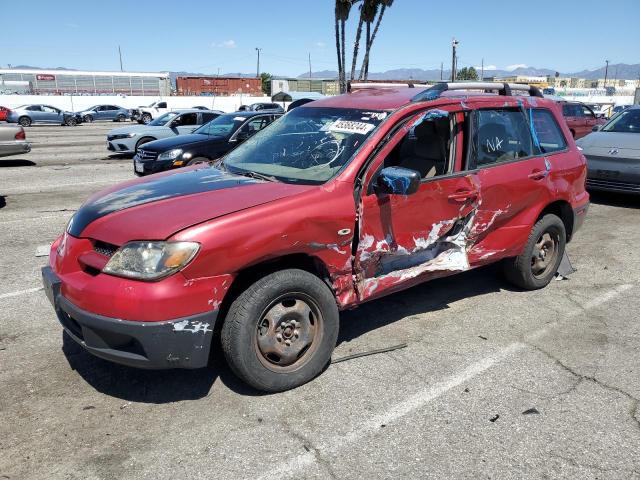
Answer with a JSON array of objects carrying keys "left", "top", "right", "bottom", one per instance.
[
  {"left": 103, "top": 241, "right": 199, "bottom": 280},
  {"left": 126, "top": 132, "right": 137, "bottom": 138},
  {"left": 158, "top": 148, "right": 183, "bottom": 161}
]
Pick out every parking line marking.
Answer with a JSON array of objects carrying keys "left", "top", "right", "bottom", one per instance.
[
  {"left": 258, "top": 283, "right": 636, "bottom": 479},
  {"left": 0, "top": 287, "right": 43, "bottom": 300}
]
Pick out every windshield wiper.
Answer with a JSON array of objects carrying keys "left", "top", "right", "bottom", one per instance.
[{"left": 233, "top": 169, "right": 278, "bottom": 182}]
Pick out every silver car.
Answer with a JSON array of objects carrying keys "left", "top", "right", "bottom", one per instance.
[
  {"left": 6, "top": 104, "right": 80, "bottom": 127},
  {"left": 577, "top": 106, "right": 640, "bottom": 194},
  {"left": 106, "top": 109, "right": 222, "bottom": 155},
  {"left": 77, "top": 105, "right": 131, "bottom": 123},
  {"left": 0, "top": 125, "right": 31, "bottom": 158}
]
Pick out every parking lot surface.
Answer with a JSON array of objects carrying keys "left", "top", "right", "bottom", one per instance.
[{"left": 1, "top": 123, "right": 639, "bottom": 479}]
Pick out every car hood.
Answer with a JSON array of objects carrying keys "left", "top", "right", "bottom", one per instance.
[
  {"left": 140, "top": 133, "right": 226, "bottom": 152},
  {"left": 578, "top": 132, "right": 640, "bottom": 150},
  {"left": 70, "top": 166, "right": 314, "bottom": 244},
  {"left": 109, "top": 124, "right": 162, "bottom": 136}
]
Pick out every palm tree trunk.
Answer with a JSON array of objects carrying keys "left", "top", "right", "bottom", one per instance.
[
  {"left": 359, "top": 22, "right": 370, "bottom": 80},
  {"left": 335, "top": 15, "right": 342, "bottom": 91},
  {"left": 340, "top": 19, "right": 347, "bottom": 92},
  {"left": 361, "top": 4, "right": 386, "bottom": 80},
  {"left": 350, "top": 16, "right": 364, "bottom": 81}
]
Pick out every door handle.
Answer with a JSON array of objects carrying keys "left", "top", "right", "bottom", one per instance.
[
  {"left": 448, "top": 190, "right": 478, "bottom": 202},
  {"left": 528, "top": 170, "right": 548, "bottom": 180}
]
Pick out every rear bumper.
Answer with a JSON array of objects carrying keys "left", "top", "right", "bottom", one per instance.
[
  {"left": 42, "top": 266, "right": 217, "bottom": 369},
  {"left": 0, "top": 140, "right": 31, "bottom": 158}
]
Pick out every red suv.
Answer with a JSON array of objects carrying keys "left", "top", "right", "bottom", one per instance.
[
  {"left": 560, "top": 101, "right": 606, "bottom": 139},
  {"left": 42, "top": 82, "right": 589, "bottom": 392}
]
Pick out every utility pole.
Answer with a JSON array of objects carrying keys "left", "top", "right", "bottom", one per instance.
[
  {"left": 451, "top": 38, "right": 459, "bottom": 82},
  {"left": 481, "top": 58, "right": 484, "bottom": 81},
  {"left": 440, "top": 62, "right": 443, "bottom": 81},
  {"left": 118, "top": 45, "right": 123, "bottom": 72},
  {"left": 255, "top": 47, "right": 262, "bottom": 78},
  {"left": 604, "top": 59, "right": 609, "bottom": 88},
  {"left": 308, "top": 52, "right": 312, "bottom": 79}
]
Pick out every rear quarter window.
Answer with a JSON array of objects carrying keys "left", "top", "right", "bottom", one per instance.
[{"left": 530, "top": 108, "right": 567, "bottom": 154}]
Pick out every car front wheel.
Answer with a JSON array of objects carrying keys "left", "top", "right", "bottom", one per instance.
[
  {"left": 83, "top": 115, "right": 93, "bottom": 123},
  {"left": 141, "top": 113, "right": 152, "bottom": 124},
  {"left": 221, "top": 269, "right": 339, "bottom": 392},
  {"left": 18, "top": 116, "right": 31, "bottom": 127},
  {"left": 503, "top": 213, "right": 566, "bottom": 290}
]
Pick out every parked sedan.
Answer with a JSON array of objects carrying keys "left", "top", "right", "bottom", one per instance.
[
  {"left": 77, "top": 105, "right": 130, "bottom": 123},
  {"left": 238, "top": 102, "right": 284, "bottom": 113},
  {"left": 0, "top": 125, "right": 31, "bottom": 158},
  {"left": 6, "top": 104, "right": 81, "bottom": 127},
  {"left": 577, "top": 106, "right": 640, "bottom": 194},
  {"left": 106, "top": 109, "right": 222, "bottom": 155},
  {"left": 133, "top": 111, "right": 281, "bottom": 176}
]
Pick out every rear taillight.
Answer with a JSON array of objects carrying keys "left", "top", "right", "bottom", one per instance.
[{"left": 15, "top": 130, "right": 26, "bottom": 140}]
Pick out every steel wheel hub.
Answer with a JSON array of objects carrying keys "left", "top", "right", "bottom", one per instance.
[
  {"left": 256, "top": 295, "right": 320, "bottom": 369},
  {"left": 531, "top": 232, "right": 557, "bottom": 277}
]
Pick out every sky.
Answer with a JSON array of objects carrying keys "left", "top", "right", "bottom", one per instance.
[{"left": 1, "top": 0, "right": 639, "bottom": 77}]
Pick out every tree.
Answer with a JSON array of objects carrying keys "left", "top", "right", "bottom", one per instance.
[
  {"left": 260, "top": 72, "right": 272, "bottom": 95},
  {"left": 457, "top": 66, "right": 478, "bottom": 81},
  {"left": 335, "top": 0, "right": 353, "bottom": 93},
  {"left": 359, "top": 0, "right": 394, "bottom": 81}
]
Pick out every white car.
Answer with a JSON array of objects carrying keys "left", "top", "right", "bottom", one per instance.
[
  {"left": 138, "top": 101, "right": 174, "bottom": 124},
  {"left": 106, "top": 109, "right": 222, "bottom": 155}
]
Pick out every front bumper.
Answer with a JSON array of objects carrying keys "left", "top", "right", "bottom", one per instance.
[
  {"left": 572, "top": 201, "right": 589, "bottom": 237},
  {"left": 133, "top": 155, "right": 177, "bottom": 176},
  {"left": 107, "top": 137, "right": 136, "bottom": 154},
  {"left": 42, "top": 266, "right": 216, "bottom": 369}
]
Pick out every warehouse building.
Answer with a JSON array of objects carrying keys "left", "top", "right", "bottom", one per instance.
[
  {"left": 270, "top": 78, "right": 340, "bottom": 96},
  {"left": 0, "top": 68, "right": 171, "bottom": 96},
  {"left": 176, "top": 76, "right": 262, "bottom": 96}
]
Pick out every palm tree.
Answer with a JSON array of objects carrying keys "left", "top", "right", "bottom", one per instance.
[
  {"left": 359, "top": 0, "right": 394, "bottom": 81},
  {"left": 350, "top": 0, "right": 371, "bottom": 81},
  {"left": 335, "top": 0, "right": 353, "bottom": 93}
]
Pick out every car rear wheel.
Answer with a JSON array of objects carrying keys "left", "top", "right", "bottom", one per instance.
[
  {"left": 18, "top": 116, "right": 31, "bottom": 127},
  {"left": 141, "top": 113, "right": 152, "bottom": 124},
  {"left": 221, "top": 269, "right": 339, "bottom": 392},
  {"left": 503, "top": 214, "right": 566, "bottom": 290},
  {"left": 186, "top": 157, "right": 209, "bottom": 166},
  {"left": 83, "top": 115, "right": 93, "bottom": 123},
  {"left": 135, "top": 137, "right": 155, "bottom": 152}
]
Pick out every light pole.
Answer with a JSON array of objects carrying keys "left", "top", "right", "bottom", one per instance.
[
  {"left": 255, "top": 47, "right": 262, "bottom": 78},
  {"left": 604, "top": 60, "right": 610, "bottom": 88},
  {"left": 451, "top": 38, "right": 459, "bottom": 82}
]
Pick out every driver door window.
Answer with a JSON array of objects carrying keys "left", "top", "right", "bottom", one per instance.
[{"left": 239, "top": 116, "right": 272, "bottom": 136}]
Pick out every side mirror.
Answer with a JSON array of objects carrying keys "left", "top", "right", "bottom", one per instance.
[
  {"left": 374, "top": 166, "right": 420, "bottom": 196},
  {"left": 592, "top": 125, "right": 601, "bottom": 132}
]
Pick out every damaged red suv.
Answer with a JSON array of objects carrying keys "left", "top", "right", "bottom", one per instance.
[{"left": 42, "top": 82, "right": 589, "bottom": 392}]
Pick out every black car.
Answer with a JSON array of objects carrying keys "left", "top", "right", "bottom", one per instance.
[{"left": 133, "top": 111, "right": 282, "bottom": 176}]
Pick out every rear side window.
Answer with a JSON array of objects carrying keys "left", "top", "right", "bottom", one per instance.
[
  {"left": 529, "top": 109, "right": 567, "bottom": 154},
  {"left": 201, "top": 112, "right": 220, "bottom": 123},
  {"left": 470, "top": 109, "right": 534, "bottom": 168}
]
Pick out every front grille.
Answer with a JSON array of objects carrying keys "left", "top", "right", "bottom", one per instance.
[
  {"left": 586, "top": 178, "right": 640, "bottom": 193},
  {"left": 136, "top": 149, "right": 157, "bottom": 161},
  {"left": 93, "top": 240, "right": 118, "bottom": 257}
]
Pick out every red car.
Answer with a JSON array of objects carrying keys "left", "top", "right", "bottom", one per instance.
[
  {"left": 0, "top": 106, "right": 10, "bottom": 122},
  {"left": 42, "top": 82, "right": 589, "bottom": 392},
  {"left": 560, "top": 101, "right": 607, "bottom": 139}
]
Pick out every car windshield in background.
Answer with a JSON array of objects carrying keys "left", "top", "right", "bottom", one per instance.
[
  {"left": 602, "top": 109, "right": 640, "bottom": 133},
  {"left": 194, "top": 114, "right": 246, "bottom": 136},
  {"left": 149, "top": 112, "right": 179, "bottom": 126},
  {"left": 222, "top": 107, "right": 387, "bottom": 184}
]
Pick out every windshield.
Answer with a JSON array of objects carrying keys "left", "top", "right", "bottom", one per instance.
[
  {"left": 149, "top": 112, "right": 179, "bottom": 126},
  {"left": 223, "top": 107, "right": 386, "bottom": 184},
  {"left": 602, "top": 109, "right": 640, "bottom": 133},
  {"left": 194, "top": 114, "right": 246, "bottom": 136}
]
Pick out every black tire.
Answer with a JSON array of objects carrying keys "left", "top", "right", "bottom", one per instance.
[
  {"left": 221, "top": 269, "right": 339, "bottom": 392},
  {"left": 116, "top": 114, "right": 126, "bottom": 122},
  {"left": 135, "top": 137, "right": 155, "bottom": 152},
  {"left": 186, "top": 157, "right": 209, "bottom": 166},
  {"left": 503, "top": 214, "right": 566, "bottom": 290},
  {"left": 83, "top": 115, "right": 93, "bottom": 123},
  {"left": 65, "top": 116, "right": 77, "bottom": 126},
  {"left": 18, "top": 116, "right": 31, "bottom": 127},
  {"left": 141, "top": 113, "right": 152, "bottom": 124}
]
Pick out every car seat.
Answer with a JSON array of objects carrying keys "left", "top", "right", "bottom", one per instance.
[{"left": 398, "top": 119, "right": 449, "bottom": 178}]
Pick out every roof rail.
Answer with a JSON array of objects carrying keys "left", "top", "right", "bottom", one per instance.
[
  {"left": 411, "top": 82, "right": 544, "bottom": 102},
  {"left": 347, "top": 81, "right": 430, "bottom": 92}
]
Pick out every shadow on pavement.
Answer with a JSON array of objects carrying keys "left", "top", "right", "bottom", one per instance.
[
  {"left": 588, "top": 190, "right": 640, "bottom": 209},
  {"left": 0, "top": 159, "right": 36, "bottom": 167},
  {"left": 62, "top": 332, "right": 264, "bottom": 403}
]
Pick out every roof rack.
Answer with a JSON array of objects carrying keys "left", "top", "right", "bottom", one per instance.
[
  {"left": 411, "top": 82, "right": 544, "bottom": 102},
  {"left": 347, "top": 81, "right": 430, "bottom": 92}
]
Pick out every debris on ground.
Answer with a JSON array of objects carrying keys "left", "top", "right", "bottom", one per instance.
[
  {"left": 522, "top": 407, "right": 540, "bottom": 415},
  {"left": 34, "top": 245, "right": 51, "bottom": 257},
  {"left": 489, "top": 414, "right": 500, "bottom": 422},
  {"left": 555, "top": 251, "right": 577, "bottom": 280},
  {"left": 331, "top": 343, "right": 408, "bottom": 364}
]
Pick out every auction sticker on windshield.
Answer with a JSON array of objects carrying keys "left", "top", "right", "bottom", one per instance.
[{"left": 328, "top": 120, "right": 376, "bottom": 135}]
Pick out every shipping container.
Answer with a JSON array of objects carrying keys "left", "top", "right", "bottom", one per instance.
[{"left": 176, "top": 76, "right": 262, "bottom": 96}]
